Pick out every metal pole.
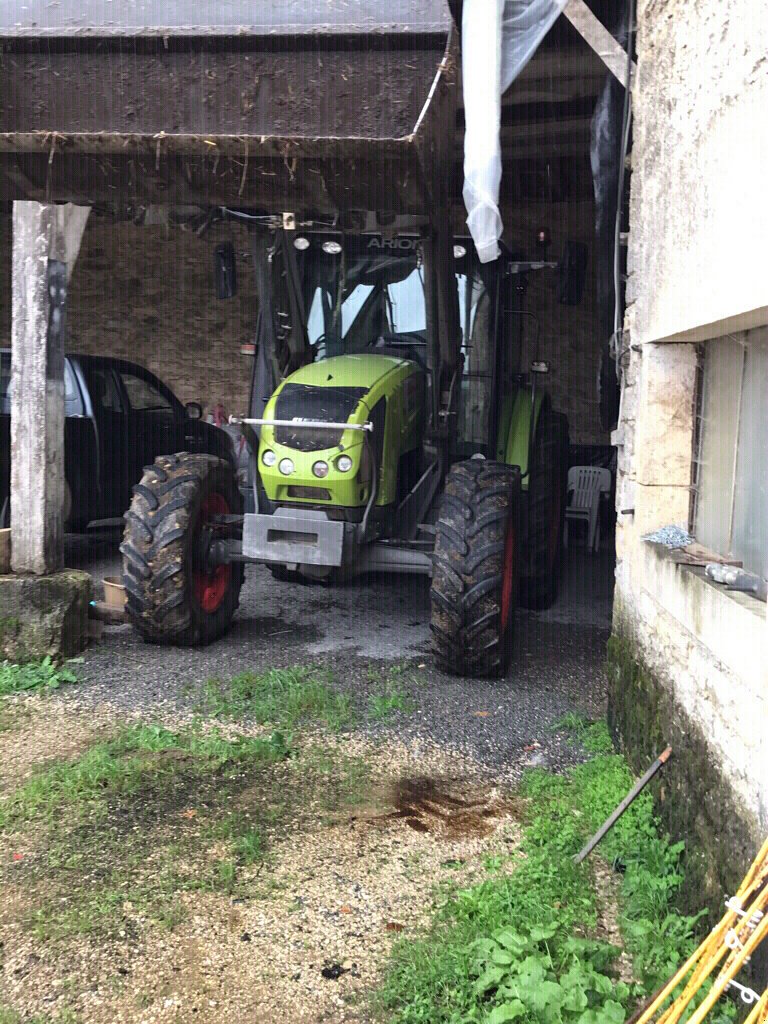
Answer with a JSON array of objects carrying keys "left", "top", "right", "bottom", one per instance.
[{"left": 573, "top": 746, "right": 672, "bottom": 864}]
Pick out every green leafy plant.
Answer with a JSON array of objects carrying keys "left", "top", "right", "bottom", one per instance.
[
  {"left": 203, "top": 666, "right": 355, "bottom": 731},
  {"left": 0, "top": 656, "right": 78, "bottom": 695}
]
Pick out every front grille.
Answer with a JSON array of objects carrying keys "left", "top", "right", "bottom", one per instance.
[
  {"left": 287, "top": 486, "right": 332, "bottom": 500},
  {"left": 274, "top": 383, "right": 367, "bottom": 452}
]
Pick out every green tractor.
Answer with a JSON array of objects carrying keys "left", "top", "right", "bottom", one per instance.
[{"left": 120, "top": 11, "right": 582, "bottom": 677}]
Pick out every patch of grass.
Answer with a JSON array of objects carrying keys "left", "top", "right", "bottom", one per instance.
[
  {"left": 203, "top": 666, "right": 355, "bottom": 731},
  {"left": 367, "top": 664, "right": 417, "bottom": 722},
  {"left": 375, "top": 721, "right": 725, "bottom": 1024},
  {"left": 551, "top": 713, "right": 614, "bottom": 754},
  {"left": 0, "top": 656, "right": 78, "bottom": 696},
  {"left": 0, "top": 723, "right": 290, "bottom": 940},
  {"left": 0, "top": 723, "right": 288, "bottom": 828},
  {"left": 369, "top": 690, "right": 415, "bottom": 722}
]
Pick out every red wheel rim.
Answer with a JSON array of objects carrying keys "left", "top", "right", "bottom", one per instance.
[
  {"left": 193, "top": 492, "right": 232, "bottom": 614},
  {"left": 500, "top": 515, "right": 515, "bottom": 635}
]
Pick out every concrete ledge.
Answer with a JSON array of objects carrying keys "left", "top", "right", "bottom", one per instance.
[
  {"left": 638, "top": 541, "right": 766, "bottom": 693},
  {"left": 0, "top": 569, "right": 91, "bottom": 661}
]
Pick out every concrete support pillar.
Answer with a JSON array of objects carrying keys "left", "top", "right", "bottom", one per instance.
[{"left": 10, "top": 201, "right": 90, "bottom": 575}]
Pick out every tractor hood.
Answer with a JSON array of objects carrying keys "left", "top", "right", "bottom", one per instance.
[
  {"left": 285, "top": 354, "right": 409, "bottom": 394},
  {"left": 261, "top": 353, "right": 419, "bottom": 455}
]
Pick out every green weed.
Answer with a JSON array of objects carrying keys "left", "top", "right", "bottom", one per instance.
[
  {"left": 367, "top": 664, "right": 417, "bottom": 722},
  {"left": 0, "top": 656, "right": 78, "bottom": 696},
  {"left": 551, "top": 714, "right": 614, "bottom": 754},
  {"left": 369, "top": 690, "right": 415, "bottom": 721},
  {"left": 375, "top": 722, "right": 720, "bottom": 1024},
  {"left": 203, "top": 666, "right": 355, "bottom": 731}
]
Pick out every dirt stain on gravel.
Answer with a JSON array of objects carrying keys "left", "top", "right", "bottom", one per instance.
[{"left": 349, "top": 775, "right": 523, "bottom": 840}]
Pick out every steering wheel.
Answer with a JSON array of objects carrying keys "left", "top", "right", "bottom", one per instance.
[{"left": 372, "top": 333, "right": 428, "bottom": 368}]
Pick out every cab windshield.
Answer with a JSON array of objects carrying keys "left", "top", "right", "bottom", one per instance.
[{"left": 299, "top": 239, "right": 426, "bottom": 362}]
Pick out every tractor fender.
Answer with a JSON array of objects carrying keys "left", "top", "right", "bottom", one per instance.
[{"left": 495, "top": 386, "right": 547, "bottom": 489}]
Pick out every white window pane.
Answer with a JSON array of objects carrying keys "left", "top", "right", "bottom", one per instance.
[
  {"left": 695, "top": 337, "right": 742, "bottom": 558},
  {"left": 732, "top": 329, "right": 768, "bottom": 577}
]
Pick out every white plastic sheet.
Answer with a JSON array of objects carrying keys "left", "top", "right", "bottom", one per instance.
[{"left": 462, "top": 0, "right": 568, "bottom": 262}]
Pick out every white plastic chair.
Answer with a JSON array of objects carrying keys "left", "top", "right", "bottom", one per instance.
[{"left": 564, "top": 466, "right": 612, "bottom": 552}]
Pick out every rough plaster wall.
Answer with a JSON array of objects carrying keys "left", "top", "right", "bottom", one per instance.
[
  {"left": 626, "top": 0, "right": 768, "bottom": 344},
  {"left": 0, "top": 214, "right": 257, "bottom": 418}
]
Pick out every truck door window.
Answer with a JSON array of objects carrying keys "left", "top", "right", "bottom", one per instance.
[
  {"left": 89, "top": 368, "right": 123, "bottom": 413},
  {"left": 120, "top": 372, "right": 174, "bottom": 415},
  {"left": 64, "top": 361, "right": 84, "bottom": 416},
  {"left": 0, "top": 354, "right": 11, "bottom": 414}
]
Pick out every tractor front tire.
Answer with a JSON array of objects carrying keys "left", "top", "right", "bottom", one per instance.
[
  {"left": 121, "top": 453, "right": 244, "bottom": 646},
  {"left": 430, "top": 460, "right": 521, "bottom": 678}
]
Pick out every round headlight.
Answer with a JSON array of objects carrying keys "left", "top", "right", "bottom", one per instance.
[
  {"left": 322, "top": 240, "right": 342, "bottom": 255},
  {"left": 262, "top": 449, "right": 276, "bottom": 467},
  {"left": 453, "top": 244, "right": 466, "bottom": 259},
  {"left": 293, "top": 236, "right": 310, "bottom": 251},
  {"left": 312, "top": 461, "right": 329, "bottom": 479},
  {"left": 278, "top": 458, "right": 295, "bottom": 476},
  {"left": 337, "top": 455, "right": 353, "bottom": 473}
]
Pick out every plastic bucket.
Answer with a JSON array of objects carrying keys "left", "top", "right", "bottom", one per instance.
[{"left": 103, "top": 575, "right": 127, "bottom": 612}]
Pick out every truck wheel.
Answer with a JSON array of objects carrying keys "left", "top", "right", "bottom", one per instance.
[
  {"left": 121, "top": 453, "right": 244, "bottom": 646},
  {"left": 430, "top": 460, "right": 521, "bottom": 678},
  {"left": 520, "top": 408, "right": 568, "bottom": 610}
]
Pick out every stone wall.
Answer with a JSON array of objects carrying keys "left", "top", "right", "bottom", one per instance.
[
  {"left": 1, "top": 201, "right": 608, "bottom": 446},
  {"left": 498, "top": 200, "right": 609, "bottom": 447},
  {"left": 0, "top": 213, "right": 257, "bottom": 419},
  {"left": 612, "top": 0, "right": 768, "bottom": 895}
]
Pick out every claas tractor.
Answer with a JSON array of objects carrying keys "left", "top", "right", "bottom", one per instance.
[{"left": 120, "top": 8, "right": 582, "bottom": 677}]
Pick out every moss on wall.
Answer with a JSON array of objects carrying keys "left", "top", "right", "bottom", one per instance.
[{"left": 607, "top": 614, "right": 762, "bottom": 921}]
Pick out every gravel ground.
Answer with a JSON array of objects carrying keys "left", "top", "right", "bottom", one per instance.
[{"left": 66, "top": 530, "right": 615, "bottom": 781}]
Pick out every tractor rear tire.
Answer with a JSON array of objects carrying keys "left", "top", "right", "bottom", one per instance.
[
  {"left": 121, "top": 453, "right": 244, "bottom": 646},
  {"left": 430, "top": 460, "right": 521, "bottom": 678},
  {"left": 520, "top": 407, "right": 568, "bottom": 611}
]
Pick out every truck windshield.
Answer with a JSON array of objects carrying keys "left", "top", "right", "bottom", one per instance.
[{"left": 300, "top": 239, "right": 426, "bottom": 360}]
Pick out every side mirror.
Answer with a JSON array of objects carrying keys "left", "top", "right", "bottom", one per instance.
[
  {"left": 185, "top": 401, "right": 203, "bottom": 420},
  {"left": 214, "top": 242, "right": 237, "bottom": 299},
  {"left": 558, "top": 241, "right": 588, "bottom": 306}
]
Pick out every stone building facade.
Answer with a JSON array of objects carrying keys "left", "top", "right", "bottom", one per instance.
[{"left": 609, "top": 0, "right": 768, "bottom": 901}]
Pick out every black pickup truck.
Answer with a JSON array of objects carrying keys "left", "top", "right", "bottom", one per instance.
[{"left": 0, "top": 352, "right": 235, "bottom": 531}]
